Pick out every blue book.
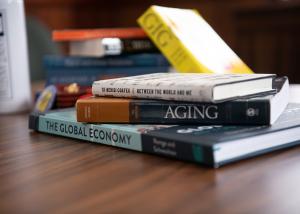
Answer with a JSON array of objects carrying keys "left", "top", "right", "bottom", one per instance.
[
  {"left": 29, "top": 103, "right": 300, "bottom": 167},
  {"left": 45, "top": 66, "right": 170, "bottom": 86},
  {"left": 44, "top": 54, "right": 169, "bottom": 68}
]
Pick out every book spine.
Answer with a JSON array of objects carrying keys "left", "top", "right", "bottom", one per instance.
[
  {"left": 43, "top": 54, "right": 169, "bottom": 68},
  {"left": 121, "top": 38, "right": 158, "bottom": 54},
  {"left": 45, "top": 66, "right": 169, "bottom": 86},
  {"left": 133, "top": 100, "right": 271, "bottom": 125},
  {"left": 137, "top": 6, "right": 210, "bottom": 73},
  {"left": 52, "top": 28, "right": 147, "bottom": 41},
  {"left": 29, "top": 113, "right": 214, "bottom": 166},
  {"left": 92, "top": 79, "right": 213, "bottom": 102},
  {"left": 76, "top": 99, "right": 271, "bottom": 125}
]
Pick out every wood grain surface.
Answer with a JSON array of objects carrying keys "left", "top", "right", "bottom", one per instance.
[{"left": 1, "top": 112, "right": 300, "bottom": 213}]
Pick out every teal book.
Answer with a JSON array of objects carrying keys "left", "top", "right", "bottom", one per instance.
[{"left": 29, "top": 103, "right": 300, "bottom": 167}]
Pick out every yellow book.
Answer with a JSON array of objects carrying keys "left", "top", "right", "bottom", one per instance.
[{"left": 138, "top": 5, "right": 253, "bottom": 74}]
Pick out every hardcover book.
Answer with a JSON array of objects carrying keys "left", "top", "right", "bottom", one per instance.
[
  {"left": 138, "top": 5, "right": 253, "bottom": 74},
  {"left": 92, "top": 73, "right": 276, "bottom": 103},
  {"left": 52, "top": 27, "right": 147, "bottom": 41},
  {"left": 77, "top": 77, "right": 288, "bottom": 125},
  {"left": 29, "top": 103, "right": 300, "bottom": 168},
  {"left": 70, "top": 38, "right": 158, "bottom": 57}
]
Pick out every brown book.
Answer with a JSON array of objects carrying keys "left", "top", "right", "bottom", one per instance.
[{"left": 76, "top": 97, "right": 131, "bottom": 123}]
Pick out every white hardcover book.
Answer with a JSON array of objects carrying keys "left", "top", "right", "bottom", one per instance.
[
  {"left": 70, "top": 38, "right": 122, "bottom": 57},
  {"left": 92, "top": 73, "right": 276, "bottom": 103}
]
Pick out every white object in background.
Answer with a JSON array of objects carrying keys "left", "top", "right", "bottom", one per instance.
[
  {"left": 0, "top": 0, "right": 31, "bottom": 114},
  {"left": 289, "top": 84, "right": 300, "bottom": 103},
  {"left": 70, "top": 38, "right": 122, "bottom": 57}
]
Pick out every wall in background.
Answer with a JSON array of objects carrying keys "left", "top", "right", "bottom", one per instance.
[{"left": 25, "top": 0, "right": 300, "bottom": 83}]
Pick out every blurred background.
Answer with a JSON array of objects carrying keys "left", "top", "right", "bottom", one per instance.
[{"left": 25, "top": 0, "right": 300, "bottom": 83}]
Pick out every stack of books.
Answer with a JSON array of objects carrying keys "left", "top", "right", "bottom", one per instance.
[
  {"left": 40, "top": 5, "right": 256, "bottom": 109},
  {"left": 29, "top": 72, "right": 300, "bottom": 168},
  {"left": 30, "top": 5, "right": 300, "bottom": 168},
  {"left": 43, "top": 27, "right": 170, "bottom": 108}
]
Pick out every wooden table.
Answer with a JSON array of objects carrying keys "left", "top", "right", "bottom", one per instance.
[{"left": 1, "top": 85, "right": 300, "bottom": 213}]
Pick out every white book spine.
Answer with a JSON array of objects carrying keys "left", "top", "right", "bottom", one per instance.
[{"left": 92, "top": 80, "right": 214, "bottom": 102}]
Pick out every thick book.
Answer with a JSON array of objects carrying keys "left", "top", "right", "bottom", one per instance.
[
  {"left": 77, "top": 77, "right": 289, "bottom": 125},
  {"left": 92, "top": 73, "right": 276, "bottom": 103},
  {"left": 45, "top": 66, "right": 170, "bottom": 87},
  {"left": 70, "top": 38, "right": 158, "bottom": 57},
  {"left": 44, "top": 54, "right": 169, "bottom": 68},
  {"left": 29, "top": 103, "right": 300, "bottom": 168},
  {"left": 138, "top": 5, "right": 253, "bottom": 74},
  {"left": 52, "top": 27, "right": 147, "bottom": 41}
]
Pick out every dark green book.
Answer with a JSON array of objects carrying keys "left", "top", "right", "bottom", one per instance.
[{"left": 29, "top": 103, "right": 300, "bottom": 167}]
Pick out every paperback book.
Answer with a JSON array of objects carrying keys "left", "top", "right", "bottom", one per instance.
[
  {"left": 138, "top": 5, "right": 253, "bottom": 74},
  {"left": 29, "top": 103, "right": 300, "bottom": 168},
  {"left": 92, "top": 73, "right": 275, "bottom": 103},
  {"left": 77, "top": 77, "right": 288, "bottom": 125}
]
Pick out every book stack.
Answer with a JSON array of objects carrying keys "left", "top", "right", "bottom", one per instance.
[
  {"left": 43, "top": 27, "right": 170, "bottom": 108},
  {"left": 40, "top": 5, "right": 255, "bottom": 109},
  {"left": 30, "top": 6, "right": 300, "bottom": 168},
  {"left": 30, "top": 72, "right": 300, "bottom": 167}
]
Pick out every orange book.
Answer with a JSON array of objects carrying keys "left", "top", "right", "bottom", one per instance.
[
  {"left": 52, "top": 27, "right": 147, "bottom": 41},
  {"left": 76, "top": 97, "right": 131, "bottom": 123}
]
